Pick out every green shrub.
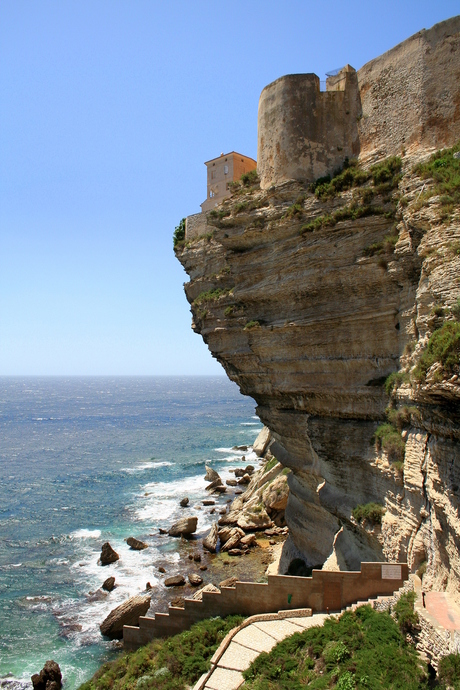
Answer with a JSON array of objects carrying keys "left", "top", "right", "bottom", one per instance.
[
  {"left": 384, "top": 371, "right": 409, "bottom": 395},
  {"left": 374, "top": 423, "right": 405, "bottom": 463},
  {"left": 79, "top": 615, "right": 243, "bottom": 690},
  {"left": 173, "top": 218, "right": 186, "bottom": 248},
  {"left": 438, "top": 653, "right": 460, "bottom": 688},
  {"left": 394, "top": 591, "right": 419, "bottom": 635},
  {"left": 240, "top": 169, "right": 259, "bottom": 187},
  {"left": 310, "top": 158, "right": 369, "bottom": 199},
  {"left": 370, "top": 156, "right": 402, "bottom": 188},
  {"left": 244, "top": 320, "right": 260, "bottom": 330},
  {"left": 412, "top": 321, "right": 460, "bottom": 381},
  {"left": 451, "top": 298, "right": 460, "bottom": 321},
  {"left": 352, "top": 502, "right": 385, "bottom": 524},
  {"left": 243, "top": 605, "right": 429, "bottom": 689},
  {"left": 416, "top": 561, "right": 427, "bottom": 580},
  {"left": 193, "top": 288, "right": 230, "bottom": 305},
  {"left": 263, "top": 457, "right": 278, "bottom": 473}
]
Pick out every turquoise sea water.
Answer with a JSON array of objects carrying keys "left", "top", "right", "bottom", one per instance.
[{"left": 0, "top": 377, "right": 260, "bottom": 689}]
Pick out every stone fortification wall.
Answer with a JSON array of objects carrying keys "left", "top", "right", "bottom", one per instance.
[
  {"left": 124, "top": 562, "right": 408, "bottom": 649},
  {"left": 185, "top": 212, "right": 208, "bottom": 241},
  {"left": 257, "top": 16, "right": 460, "bottom": 188},
  {"left": 257, "top": 70, "right": 360, "bottom": 189},
  {"left": 358, "top": 16, "right": 460, "bottom": 163}
]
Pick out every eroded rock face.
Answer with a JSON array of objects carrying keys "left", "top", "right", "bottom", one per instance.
[
  {"left": 168, "top": 517, "right": 198, "bottom": 537},
  {"left": 176, "top": 22, "right": 460, "bottom": 600}
]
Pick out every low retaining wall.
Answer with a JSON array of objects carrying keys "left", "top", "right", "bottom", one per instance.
[
  {"left": 124, "top": 562, "right": 408, "bottom": 649},
  {"left": 185, "top": 213, "right": 208, "bottom": 241}
]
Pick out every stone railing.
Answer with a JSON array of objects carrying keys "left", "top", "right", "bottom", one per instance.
[{"left": 124, "top": 561, "right": 408, "bottom": 650}]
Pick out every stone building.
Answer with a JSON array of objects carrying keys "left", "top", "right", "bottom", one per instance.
[{"left": 201, "top": 152, "right": 257, "bottom": 212}]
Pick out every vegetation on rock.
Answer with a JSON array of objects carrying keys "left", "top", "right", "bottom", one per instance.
[
  {"left": 242, "top": 605, "right": 430, "bottom": 689},
  {"left": 309, "top": 156, "right": 402, "bottom": 200},
  {"left": 394, "top": 591, "right": 419, "bottom": 635},
  {"left": 79, "top": 615, "right": 243, "bottom": 690},
  {"left": 193, "top": 288, "right": 232, "bottom": 306},
  {"left": 412, "top": 321, "right": 460, "bottom": 382},
  {"left": 173, "top": 218, "right": 186, "bottom": 248},
  {"left": 352, "top": 502, "right": 385, "bottom": 525},
  {"left": 413, "top": 141, "right": 460, "bottom": 221}
]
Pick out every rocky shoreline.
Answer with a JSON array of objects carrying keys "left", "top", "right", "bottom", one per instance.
[{"left": 96, "top": 426, "right": 290, "bottom": 640}]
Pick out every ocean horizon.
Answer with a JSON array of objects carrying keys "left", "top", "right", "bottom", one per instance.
[{"left": 0, "top": 376, "right": 261, "bottom": 689}]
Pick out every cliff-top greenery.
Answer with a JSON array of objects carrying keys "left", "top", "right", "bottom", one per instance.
[
  {"left": 413, "top": 141, "right": 460, "bottom": 221},
  {"left": 173, "top": 218, "right": 186, "bottom": 248},
  {"left": 79, "top": 615, "right": 243, "bottom": 690}
]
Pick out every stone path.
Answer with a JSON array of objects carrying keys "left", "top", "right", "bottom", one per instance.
[
  {"left": 424, "top": 591, "right": 460, "bottom": 631},
  {"left": 193, "top": 609, "right": 328, "bottom": 690}
]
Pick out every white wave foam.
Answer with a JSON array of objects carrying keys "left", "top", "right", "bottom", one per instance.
[
  {"left": 71, "top": 529, "right": 102, "bottom": 540},
  {"left": 121, "top": 461, "right": 173, "bottom": 473},
  {"left": 240, "top": 422, "right": 261, "bottom": 426}
]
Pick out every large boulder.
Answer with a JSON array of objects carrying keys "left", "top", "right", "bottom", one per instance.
[
  {"left": 126, "top": 537, "right": 148, "bottom": 550},
  {"left": 168, "top": 516, "right": 198, "bottom": 537},
  {"left": 191, "top": 583, "right": 220, "bottom": 601},
  {"left": 203, "top": 522, "right": 219, "bottom": 553},
  {"left": 237, "top": 507, "right": 273, "bottom": 531},
  {"left": 253, "top": 426, "right": 271, "bottom": 457},
  {"left": 204, "top": 466, "right": 221, "bottom": 483},
  {"left": 31, "top": 661, "right": 62, "bottom": 690},
  {"left": 99, "top": 594, "right": 151, "bottom": 639},
  {"left": 262, "top": 473, "right": 289, "bottom": 511},
  {"left": 188, "top": 573, "right": 203, "bottom": 586},
  {"left": 221, "top": 527, "right": 245, "bottom": 551},
  {"left": 99, "top": 542, "right": 119, "bottom": 565}
]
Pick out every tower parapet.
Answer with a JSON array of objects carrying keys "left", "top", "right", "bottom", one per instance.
[{"left": 257, "top": 66, "right": 360, "bottom": 189}]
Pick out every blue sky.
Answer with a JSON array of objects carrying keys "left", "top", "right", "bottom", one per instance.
[{"left": 1, "top": 1, "right": 458, "bottom": 375}]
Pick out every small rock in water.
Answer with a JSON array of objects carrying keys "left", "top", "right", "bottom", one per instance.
[
  {"left": 31, "top": 660, "right": 62, "bottom": 690},
  {"left": 146, "top": 582, "right": 152, "bottom": 590},
  {"left": 188, "top": 554, "right": 194, "bottom": 560},
  {"left": 158, "top": 566, "right": 166, "bottom": 573},
  {"left": 234, "top": 468, "right": 245, "bottom": 477},
  {"left": 235, "top": 488, "right": 244, "bottom": 495},
  {"left": 200, "top": 565, "right": 208, "bottom": 571},
  {"left": 228, "top": 548, "right": 243, "bottom": 556},
  {"left": 180, "top": 497, "right": 189, "bottom": 508},
  {"left": 126, "top": 537, "right": 148, "bottom": 550},
  {"left": 193, "top": 553, "right": 201, "bottom": 562},
  {"left": 232, "top": 445, "right": 248, "bottom": 451},
  {"left": 159, "top": 528, "right": 168, "bottom": 535},
  {"left": 209, "top": 508, "right": 216, "bottom": 514},
  {"left": 102, "top": 576, "right": 115, "bottom": 592},
  {"left": 164, "top": 575, "right": 186, "bottom": 587},
  {"left": 188, "top": 573, "right": 203, "bottom": 586},
  {"left": 245, "top": 465, "right": 255, "bottom": 474},
  {"left": 99, "top": 542, "right": 119, "bottom": 565},
  {"left": 202, "top": 499, "right": 215, "bottom": 506},
  {"left": 226, "top": 479, "right": 237, "bottom": 486},
  {"left": 237, "top": 474, "right": 251, "bottom": 485}
]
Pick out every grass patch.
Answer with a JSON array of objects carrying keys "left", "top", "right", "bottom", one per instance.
[
  {"left": 173, "top": 218, "right": 186, "bottom": 248},
  {"left": 394, "top": 591, "right": 419, "bottom": 635},
  {"left": 352, "top": 502, "right": 385, "bottom": 525},
  {"left": 244, "top": 320, "right": 260, "bottom": 330},
  {"left": 412, "top": 321, "right": 460, "bottom": 382},
  {"left": 208, "top": 208, "right": 230, "bottom": 221},
  {"left": 300, "top": 204, "right": 388, "bottom": 234},
  {"left": 79, "top": 615, "right": 243, "bottom": 690},
  {"left": 263, "top": 457, "right": 278, "bottom": 474},
  {"left": 413, "top": 141, "right": 460, "bottom": 222},
  {"left": 242, "top": 605, "right": 429, "bottom": 689},
  {"left": 363, "top": 233, "right": 399, "bottom": 257},
  {"left": 384, "top": 371, "right": 409, "bottom": 395},
  {"left": 309, "top": 156, "right": 401, "bottom": 201},
  {"left": 374, "top": 423, "right": 406, "bottom": 463},
  {"left": 193, "top": 288, "right": 231, "bottom": 306},
  {"left": 438, "top": 653, "right": 460, "bottom": 689}
]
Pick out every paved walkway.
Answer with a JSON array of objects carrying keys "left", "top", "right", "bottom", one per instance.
[
  {"left": 193, "top": 610, "right": 328, "bottom": 690},
  {"left": 424, "top": 591, "right": 460, "bottom": 631}
]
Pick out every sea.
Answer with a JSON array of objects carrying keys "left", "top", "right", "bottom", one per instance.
[{"left": 0, "top": 376, "right": 261, "bottom": 689}]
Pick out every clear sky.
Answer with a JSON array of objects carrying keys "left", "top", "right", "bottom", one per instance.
[{"left": 1, "top": 1, "right": 458, "bottom": 375}]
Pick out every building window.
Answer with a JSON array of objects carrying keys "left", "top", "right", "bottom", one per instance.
[{"left": 224, "top": 165, "right": 228, "bottom": 175}]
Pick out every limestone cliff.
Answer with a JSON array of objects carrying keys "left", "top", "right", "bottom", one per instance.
[{"left": 176, "top": 18, "right": 460, "bottom": 602}]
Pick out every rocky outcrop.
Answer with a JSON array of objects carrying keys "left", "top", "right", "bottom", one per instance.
[
  {"left": 99, "top": 542, "right": 119, "bottom": 565},
  {"left": 202, "top": 522, "right": 219, "bottom": 553},
  {"left": 176, "top": 18, "right": 460, "bottom": 602},
  {"left": 31, "top": 661, "right": 62, "bottom": 690},
  {"left": 102, "top": 576, "right": 115, "bottom": 592},
  {"left": 100, "top": 594, "right": 151, "bottom": 639},
  {"left": 168, "top": 516, "right": 198, "bottom": 537}
]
